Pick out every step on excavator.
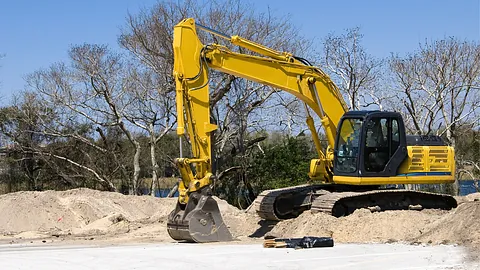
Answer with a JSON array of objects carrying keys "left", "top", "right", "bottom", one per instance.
[{"left": 167, "top": 18, "right": 457, "bottom": 242}]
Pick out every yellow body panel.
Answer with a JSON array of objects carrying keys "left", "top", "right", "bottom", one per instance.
[
  {"left": 398, "top": 145, "right": 455, "bottom": 174},
  {"left": 333, "top": 145, "right": 455, "bottom": 185},
  {"left": 333, "top": 175, "right": 454, "bottom": 185}
]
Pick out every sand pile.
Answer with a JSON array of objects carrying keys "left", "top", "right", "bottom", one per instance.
[
  {"left": 415, "top": 202, "right": 480, "bottom": 246},
  {"left": 0, "top": 188, "right": 479, "bottom": 248},
  {"left": 0, "top": 188, "right": 259, "bottom": 241},
  {"left": 0, "top": 188, "right": 176, "bottom": 237},
  {"left": 268, "top": 209, "right": 448, "bottom": 243},
  {"left": 269, "top": 200, "right": 480, "bottom": 248},
  {"left": 215, "top": 198, "right": 261, "bottom": 239}
]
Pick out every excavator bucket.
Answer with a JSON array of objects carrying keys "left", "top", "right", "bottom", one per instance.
[{"left": 167, "top": 192, "right": 233, "bottom": 243}]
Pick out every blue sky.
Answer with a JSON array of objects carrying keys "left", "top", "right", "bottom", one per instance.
[{"left": 0, "top": 0, "right": 479, "bottom": 104}]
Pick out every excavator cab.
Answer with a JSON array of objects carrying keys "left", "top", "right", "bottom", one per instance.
[{"left": 334, "top": 111, "right": 408, "bottom": 178}]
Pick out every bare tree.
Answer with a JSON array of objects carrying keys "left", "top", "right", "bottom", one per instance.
[
  {"left": 70, "top": 44, "right": 145, "bottom": 194},
  {"left": 322, "top": 27, "right": 384, "bottom": 110},
  {"left": 25, "top": 67, "right": 124, "bottom": 191},
  {"left": 122, "top": 65, "right": 176, "bottom": 196},
  {"left": 0, "top": 89, "right": 122, "bottom": 191},
  {"left": 0, "top": 93, "right": 45, "bottom": 190},
  {"left": 26, "top": 44, "right": 145, "bottom": 193},
  {"left": 390, "top": 38, "right": 480, "bottom": 146}
]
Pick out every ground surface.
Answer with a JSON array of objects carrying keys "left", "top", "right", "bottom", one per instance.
[
  {"left": 0, "top": 188, "right": 479, "bottom": 268},
  {"left": 0, "top": 243, "right": 475, "bottom": 270}
]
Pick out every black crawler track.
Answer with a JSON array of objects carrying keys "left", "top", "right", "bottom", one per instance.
[{"left": 254, "top": 185, "right": 457, "bottom": 220}]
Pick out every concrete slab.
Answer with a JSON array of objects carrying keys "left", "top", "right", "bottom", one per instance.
[{"left": 0, "top": 242, "right": 476, "bottom": 270}]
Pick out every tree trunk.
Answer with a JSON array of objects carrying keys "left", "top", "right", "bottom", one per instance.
[
  {"left": 167, "top": 182, "right": 179, "bottom": 197},
  {"left": 131, "top": 141, "right": 141, "bottom": 195},
  {"left": 150, "top": 140, "right": 159, "bottom": 197},
  {"left": 447, "top": 124, "right": 456, "bottom": 149}
]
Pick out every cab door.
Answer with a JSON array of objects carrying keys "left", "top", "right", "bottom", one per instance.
[
  {"left": 360, "top": 114, "right": 407, "bottom": 177},
  {"left": 333, "top": 117, "right": 364, "bottom": 177}
]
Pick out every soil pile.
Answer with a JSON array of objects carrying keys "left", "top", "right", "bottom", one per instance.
[
  {"left": 0, "top": 189, "right": 177, "bottom": 237},
  {"left": 268, "top": 208, "right": 448, "bottom": 244},
  {"left": 0, "top": 188, "right": 479, "bottom": 249},
  {"left": 0, "top": 188, "right": 259, "bottom": 241},
  {"left": 268, "top": 197, "right": 480, "bottom": 249},
  {"left": 415, "top": 202, "right": 480, "bottom": 246}
]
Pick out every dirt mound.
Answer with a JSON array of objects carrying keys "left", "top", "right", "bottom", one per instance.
[
  {"left": 0, "top": 188, "right": 478, "bottom": 249},
  {"left": 334, "top": 208, "right": 448, "bottom": 243},
  {"left": 215, "top": 198, "right": 261, "bottom": 239},
  {"left": 0, "top": 188, "right": 259, "bottom": 241},
  {"left": 269, "top": 211, "right": 337, "bottom": 238},
  {"left": 455, "top": 192, "right": 480, "bottom": 205},
  {"left": 269, "top": 208, "right": 448, "bottom": 244},
  {"left": 268, "top": 202, "right": 480, "bottom": 248},
  {"left": 465, "top": 192, "right": 480, "bottom": 202},
  {"left": 415, "top": 202, "right": 480, "bottom": 246},
  {"left": 0, "top": 188, "right": 176, "bottom": 236}
]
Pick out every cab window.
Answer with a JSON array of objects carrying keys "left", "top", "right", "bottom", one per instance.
[
  {"left": 335, "top": 118, "right": 362, "bottom": 173},
  {"left": 364, "top": 118, "right": 389, "bottom": 172},
  {"left": 392, "top": 119, "right": 400, "bottom": 154}
]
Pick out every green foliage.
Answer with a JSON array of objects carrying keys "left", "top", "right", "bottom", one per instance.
[
  {"left": 211, "top": 133, "right": 317, "bottom": 208},
  {"left": 455, "top": 127, "right": 480, "bottom": 163},
  {"left": 249, "top": 135, "right": 316, "bottom": 192}
]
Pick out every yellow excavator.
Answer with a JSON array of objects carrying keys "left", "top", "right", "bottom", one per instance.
[{"left": 167, "top": 18, "right": 457, "bottom": 242}]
